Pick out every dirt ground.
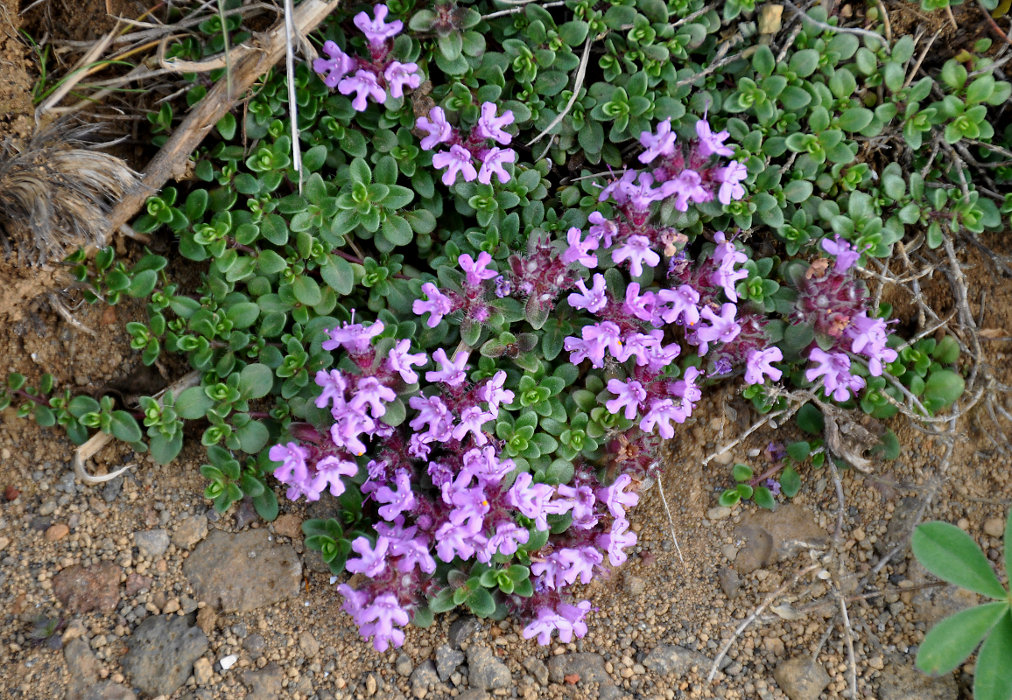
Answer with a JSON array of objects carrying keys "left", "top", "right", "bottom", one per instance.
[{"left": 1, "top": 2, "right": 1011, "bottom": 699}]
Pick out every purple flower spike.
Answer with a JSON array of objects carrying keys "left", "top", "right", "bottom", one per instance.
[
  {"left": 353, "top": 3, "right": 403, "bottom": 47},
  {"left": 475, "top": 102, "right": 515, "bottom": 144},
  {"left": 357, "top": 593, "right": 409, "bottom": 652},
  {"left": 506, "top": 472, "right": 554, "bottom": 531},
  {"left": 322, "top": 314, "right": 385, "bottom": 355},
  {"left": 639, "top": 118, "right": 677, "bottom": 163},
  {"left": 522, "top": 601, "right": 591, "bottom": 645},
  {"left": 416, "top": 106, "right": 453, "bottom": 150},
  {"left": 311, "top": 455, "right": 359, "bottom": 499},
  {"left": 639, "top": 398, "right": 688, "bottom": 438},
  {"left": 383, "top": 61, "right": 422, "bottom": 99},
  {"left": 477, "top": 146, "right": 516, "bottom": 184},
  {"left": 560, "top": 226, "right": 599, "bottom": 269},
  {"left": 426, "top": 348, "right": 468, "bottom": 386},
  {"left": 338, "top": 69, "right": 386, "bottom": 111},
  {"left": 432, "top": 144, "right": 478, "bottom": 185},
  {"left": 313, "top": 41, "right": 356, "bottom": 88},
  {"left": 805, "top": 347, "right": 866, "bottom": 401},
  {"left": 696, "top": 118, "right": 735, "bottom": 158},
  {"left": 745, "top": 347, "right": 784, "bottom": 385},
  {"left": 269, "top": 442, "right": 309, "bottom": 486},
  {"left": 459, "top": 251, "right": 497, "bottom": 286},
  {"left": 597, "top": 518, "right": 637, "bottom": 566}
]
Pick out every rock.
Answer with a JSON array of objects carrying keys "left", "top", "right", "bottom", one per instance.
[
  {"left": 876, "top": 496, "right": 921, "bottom": 557},
  {"left": 299, "top": 630, "right": 320, "bottom": 656},
  {"left": 273, "top": 513, "right": 303, "bottom": 540},
  {"left": 196, "top": 606, "right": 217, "bottom": 635},
  {"left": 707, "top": 506, "right": 732, "bottom": 520},
  {"left": 78, "top": 682, "right": 137, "bottom": 700},
  {"left": 718, "top": 566, "right": 741, "bottom": 599},
  {"left": 734, "top": 504, "right": 828, "bottom": 574},
  {"left": 53, "top": 562, "right": 121, "bottom": 614},
  {"left": 134, "top": 529, "right": 170, "bottom": 558},
  {"left": 171, "top": 515, "right": 208, "bottom": 549},
  {"left": 435, "top": 644, "right": 464, "bottom": 681},
  {"left": 449, "top": 616, "right": 481, "bottom": 649},
  {"left": 877, "top": 655, "right": 958, "bottom": 700},
  {"left": 984, "top": 517, "right": 1005, "bottom": 538},
  {"left": 523, "top": 656, "right": 549, "bottom": 686},
  {"left": 45, "top": 522, "right": 69, "bottom": 541},
  {"left": 122, "top": 614, "right": 209, "bottom": 697},
  {"left": 773, "top": 656, "right": 830, "bottom": 700},
  {"left": 395, "top": 653, "right": 413, "bottom": 677},
  {"left": 643, "top": 645, "right": 712, "bottom": 676},
  {"left": 234, "top": 499, "right": 259, "bottom": 529},
  {"left": 456, "top": 691, "right": 489, "bottom": 700},
  {"left": 623, "top": 575, "right": 645, "bottom": 596},
  {"left": 598, "top": 685, "right": 625, "bottom": 700},
  {"left": 192, "top": 657, "right": 213, "bottom": 685},
  {"left": 547, "top": 652, "right": 610, "bottom": 684},
  {"left": 183, "top": 530, "right": 301, "bottom": 613},
  {"left": 243, "top": 634, "right": 266, "bottom": 659},
  {"left": 365, "top": 672, "right": 379, "bottom": 695},
  {"left": 124, "top": 574, "right": 151, "bottom": 597},
  {"left": 410, "top": 660, "right": 439, "bottom": 695},
  {"left": 65, "top": 638, "right": 100, "bottom": 680},
  {"left": 467, "top": 645, "right": 510, "bottom": 691},
  {"left": 242, "top": 662, "right": 284, "bottom": 700}
]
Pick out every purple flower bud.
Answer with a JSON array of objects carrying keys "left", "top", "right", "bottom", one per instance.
[{"left": 353, "top": 3, "right": 403, "bottom": 47}]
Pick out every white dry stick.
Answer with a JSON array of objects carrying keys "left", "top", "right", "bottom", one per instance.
[
  {"left": 283, "top": 0, "right": 303, "bottom": 193},
  {"left": 653, "top": 470, "right": 685, "bottom": 564},
  {"left": 525, "top": 37, "right": 593, "bottom": 148}
]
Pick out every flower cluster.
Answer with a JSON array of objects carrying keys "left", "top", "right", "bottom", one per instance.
[
  {"left": 415, "top": 102, "right": 518, "bottom": 186},
  {"left": 312, "top": 4, "right": 422, "bottom": 111}
]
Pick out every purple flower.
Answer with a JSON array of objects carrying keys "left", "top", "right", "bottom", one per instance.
[
  {"left": 605, "top": 379, "right": 647, "bottom": 420},
  {"left": 461, "top": 446, "right": 514, "bottom": 485},
  {"left": 313, "top": 41, "right": 356, "bottom": 89},
  {"left": 805, "top": 347, "right": 866, "bottom": 401},
  {"left": 598, "top": 169, "right": 637, "bottom": 204},
  {"left": 821, "top": 234, "right": 862, "bottom": 273},
  {"left": 269, "top": 441, "right": 309, "bottom": 486},
  {"left": 322, "top": 314, "right": 385, "bottom": 355},
  {"left": 664, "top": 168, "right": 711, "bottom": 211},
  {"left": 375, "top": 470, "right": 417, "bottom": 521},
  {"left": 474, "top": 101, "right": 515, "bottom": 144},
  {"left": 639, "top": 398, "right": 689, "bottom": 438},
  {"left": 314, "top": 369, "right": 349, "bottom": 409},
  {"left": 383, "top": 61, "right": 422, "bottom": 99},
  {"left": 506, "top": 472, "right": 554, "bottom": 531},
  {"left": 715, "top": 160, "right": 747, "bottom": 205},
  {"left": 412, "top": 282, "right": 456, "bottom": 327},
  {"left": 415, "top": 106, "right": 453, "bottom": 150},
  {"left": 311, "top": 455, "right": 359, "bottom": 498},
  {"left": 567, "top": 273, "right": 607, "bottom": 313},
  {"left": 623, "top": 282, "right": 658, "bottom": 323},
  {"left": 477, "top": 146, "right": 516, "bottom": 184},
  {"left": 581, "top": 321, "right": 624, "bottom": 363},
  {"left": 475, "top": 370, "right": 514, "bottom": 412},
  {"left": 695, "top": 302, "right": 741, "bottom": 355},
  {"left": 847, "top": 312, "right": 897, "bottom": 376},
  {"left": 657, "top": 284, "right": 701, "bottom": 327},
  {"left": 612, "top": 235, "right": 660, "bottom": 277},
  {"left": 339, "top": 69, "right": 386, "bottom": 111},
  {"left": 451, "top": 405, "right": 495, "bottom": 445},
  {"left": 639, "top": 118, "right": 677, "bottom": 163},
  {"left": 765, "top": 478, "right": 782, "bottom": 496},
  {"left": 558, "top": 546, "right": 602, "bottom": 585},
  {"left": 522, "top": 601, "right": 591, "bottom": 645},
  {"left": 329, "top": 411, "right": 375, "bottom": 456},
  {"left": 349, "top": 376, "right": 396, "bottom": 418},
  {"left": 432, "top": 144, "right": 478, "bottom": 185},
  {"left": 345, "top": 535, "right": 389, "bottom": 577},
  {"left": 459, "top": 251, "right": 497, "bottom": 286},
  {"left": 357, "top": 592, "right": 410, "bottom": 652},
  {"left": 481, "top": 521, "right": 530, "bottom": 561},
  {"left": 597, "top": 517, "right": 637, "bottom": 566},
  {"left": 434, "top": 517, "right": 484, "bottom": 562},
  {"left": 553, "top": 484, "right": 598, "bottom": 529},
  {"left": 408, "top": 394, "right": 453, "bottom": 441},
  {"left": 560, "top": 226, "right": 599, "bottom": 269},
  {"left": 386, "top": 339, "right": 427, "bottom": 384},
  {"left": 617, "top": 330, "right": 664, "bottom": 366},
  {"left": 640, "top": 337, "right": 682, "bottom": 373},
  {"left": 745, "top": 347, "right": 784, "bottom": 385},
  {"left": 587, "top": 211, "right": 618, "bottom": 247},
  {"left": 711, "top": 254, "right": 749, "bottom": 302},
  {"left": 426, "top": 348, "right": 468, "bottom": 386},
  {"left": 696, "top": 118, "right": 735, "bottom": 158},
  {"left": 627, "top": 171, "right": 670, "bottom": 211},
  {"left": 671, "top": 366, "right": 703, "bottom": 404},
  {"left": 597, "top": 473, "right": 639, "bottom": 519},
  {"left": 353, "top": 3, "right": 403, "bottom": 47},
  {"left": 494, "top": 275, "right": 512, "bottom": 297}
]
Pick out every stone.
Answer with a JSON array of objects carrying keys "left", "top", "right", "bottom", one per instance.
[
  {"left": 45, "top": 522, "right": 69, "bottom": 541},
  {"left": 242, "top": 662, "right": 284, "bottom": 700},
  {"left": 643, "top": 645, "right": 712, "bottom": 676},
  {"left": 449, "top": 616, "right": 481, "bottom": 648},
  {"left": 547, "top": 653, "right": 611, "bottom": 686},
  {"left": 395, "top": 653, "right": 413, "bottom": 677},
  {"left": 243, "top": 633, "right": 266, "bottom": 659},
  {"left": 877, "top": 655, "right": 958, "bottom": 700},
  {"left": 456, "top": 691, "right": 488, "bottom": 700},
  {"left": 410, "top": 660, "right": 439, "bottom": 695},
  {"left": 734, "top": 504, "right": 828, "bottom": 574},
  {"left": 183, "top": 530, "right": 301, "bottom": 613},
  {"left": 434, "top": 644, "right": 464, "bottom": 681},
  {"left": 984, "top": 517, "right": 1005, "bottom": 538},
  {"left": 718, "top": 566, "right": 741, "bottom": 599},
  {"left": 773, "top": 656, "right": 830, "bottom": 700},
  {"left": 171, "top": 515, "right": 208, "bottom": 549},
  {"left": 124, "top": 574, "right": 151, "bottom": 597},
  {"left": 523, "top": 656, "right": 549, "bottom": 686},
  {"left": 707, "top": 506, "right": 732, "bottom": 520},
  {"left": 273, "top": 513, "right": 303, "bottom": 540},
  {"left": 196, "top": 606, "right": 217, "bottom": 635},
  {"left": 192, "top": 657, "right": 213, "bottom": 685},
  {"left": 65, "top": 638, "right": 100, "bottom": 680},
  {"left": 53, "top": 562, "right": 121, "bottom": 614},
  {"left": 122, "top": 614, "right": 209, "bottom": 698},
  {"left": 299, "top": 630, "right": 320, "bottom": 656},
  {"left": 467, "top": 645, "right": 510, "bottom": 691},
  {"left": 875, "top": 496, "right": 921, "bottom": 557},
  {"left": 598, "top": 685, "right": 625, "bottom": 700},
  {"left": 134, "top": 529, "right": 170, "bottom": 558},
  {"left": 78, "top": 682, "right": 137, "bottom": 700}
]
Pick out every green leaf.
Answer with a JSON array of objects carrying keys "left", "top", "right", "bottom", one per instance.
[
  {"left": 235, "top": 418, "right": 269, "bottom": 453},
  {"left": 780, "top": 466, "right": 801, "bottom": 497},
  {"left": 912, "top": 522, "right": 1007, "bottom": 598},
  {"left": 238, "top": 363, "right": 274, "bottom": 399},
  {"left": 292, "top": 275, "right": 322, "bottom": 306},
  {"left": 838, "top": 108, "right": 874, "bottom": 132},
  {"left": 753, "top": 486, "right": 776, "bottom": 509},
  {"left": 466, "top": 587, "right": 495, "bottom": 618},
  {"left": 109, "top": 411, "right": 142, "bottom": 443},
  {"left": 796, "top": 403, "right": 824, "bottom": 435},
  {"left": 732, "top": 463, "right": 753, "bottom": 481},
  {"left": 974, "top": 611, "right": 1012, "bottom": 700},
  {"left": 916, "top": 602, "right": 1009, "bottom": 675},
  {"left": 429, "top": 589, "right": 457, "bottom": 614},
  {"left": 227, "top": 302, "right": 260, "bottom": 329},
  {"left": 253, "top": 488, "right": 279, "bottom": 521},
  {"left": 321, "top": 255, "right": 354, "bottom": 295},
  {"left": 149, "top": 432, "right": 183, "bottom": 464},
  {"left": 923, "top": 370, "right": 964, "bottom": 411},
  {"left": 176, "top": 386, "right": 213, "bottom": 420}
]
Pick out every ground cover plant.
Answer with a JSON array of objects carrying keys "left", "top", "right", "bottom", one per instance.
[{"left": 3, "top": 0, "right": 1012, "bottom": 687}]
